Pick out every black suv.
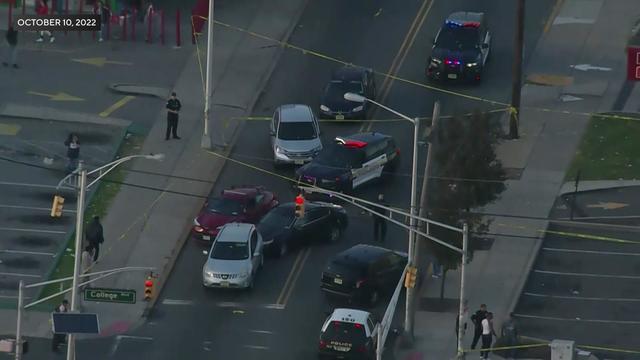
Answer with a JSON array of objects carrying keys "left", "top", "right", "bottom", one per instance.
[
  {"left": 320, "top": 66, "right": 376, "bottom": 120},
  {"left": 320, "top": 244, "right": 407, "bottom": 305},
  {"left": 426, "top": 12, "right": 491, "bottom": 83},
  {"left": 296, "top": 132, "right": 399, "bottom": 192}
]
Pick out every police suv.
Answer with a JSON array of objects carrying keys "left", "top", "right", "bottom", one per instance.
[{"left": 318, "top": 308, "right": 379, "bottom": 359}]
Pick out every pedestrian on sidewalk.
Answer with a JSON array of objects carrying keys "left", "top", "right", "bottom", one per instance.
[
  {"left": 86, "top": 216, "right": 104, "bottom": 261},
  {"left": 455, "top": 300, "right": 468, "bottom": 347},
  {"left": 3, "top": 25, "right": 18, "bottom": 69},
  {"left": 64, "top": 133, "right": 80, "bottom": 173},
  {"left": 480, "top": 312, "right": 497, "bottom": 359},
  {"left": 35, "top": 0, "right": 55, "bottom": 43},
  {"left": 372, "top": 193, "right": 388, "bottom": 242},
  {"left": 470, "top": 303, "right": 488, "bottom": 349},
  {"left": 165, "top": 92, "right": 182, "bottom": 140},
  {"left": 500, "top": 313, "right": 519, "bottom": 360},
  {"left": 51, "top": 299, "right": 69, "bottom": 352},
  {"left": 81, "top": 245, "right": 94, "bottom": 289},
  {"left": 97, "top": 1, "right": 112, "bottom": 42}
]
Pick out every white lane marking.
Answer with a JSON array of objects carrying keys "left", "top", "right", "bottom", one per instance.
[
  {"left": 202, "top": 340, "right": 213, "bottom": 351},
  {"left": 0, "top": 204, "right": 76, "bottom": 213},
  {"left": 162, "top": 299, "right": 194, "bottom": 305},
  {"left": 524, "top": 292, "right": 640, "bottom": 302},
  {"left": 534, "top": 269, "right": 640, "bottom": 280},
  {"left": 0, "top": 272, "right": 41, "bottom": 278},
  {"left": 543, "top": 247, "right": 640, "bottom": 256},
  {"left": 0, "top": 227, "right": 65, "bottom": 234},
  {"left": 514, "top": 313, "right": 640, "bottom": 325},
  {"left": 110, "top": 335, "right": 153, "bottom": 356},
  {"left": 216, "top": 301, "right": 242, "bottom": 308},
  {"left": 0, "top": 249, "right": 55, "bottom": 256},
  {"left": 263, "top": 303, "right": 285, "bottom": 310},
  {"left": 249, "top": 329, "right": 274, "bottom": 335},
  {"left": 243, "top": 345, "right": 269, "bottom": 350},
  {"left": 0, "top": 181, "right": 59, "bottom": 189}
]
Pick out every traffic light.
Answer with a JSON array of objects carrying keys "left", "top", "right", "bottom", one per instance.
[
  {"left": 294, "top": 194, "right": 305, "bottom": 218},
  {"left": 404, "top": 266, "right": 418, "bottom": 289},
  {"left": 144, "top": 275, "right": 154, "bottom": 301},
  {"left": 50, "top": 195, "right": 65, "bottom": 217}
]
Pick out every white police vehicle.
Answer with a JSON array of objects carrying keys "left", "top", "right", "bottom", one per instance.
[{"left": 318, "top": 308, "right": 379, "bottom": 359}]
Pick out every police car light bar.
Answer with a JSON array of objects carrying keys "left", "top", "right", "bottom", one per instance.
[{"left": 445, "top": 20, "right": 480, "bottom": 28}]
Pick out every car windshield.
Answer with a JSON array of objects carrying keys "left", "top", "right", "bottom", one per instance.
[
  {"left": 315, "top": 144, "right": 364, "bottom": 169},
  {"left": 329, "top": 260, "right": 367, "bottom": 278},
  {"left": 278, "top": 122, "right": 317, "bottom": 141},
  {"left": 205, "top": 197, "right": 244, "bottom": 216},
  {"left": 327, "top": 80, "right": 364, "bottom": 97},
  {"left": 258, "top": 207, "right": 294, "bottom": 232},
  {"left": 210, "top": 242, "right": 249, "bottom": 260},
  {"left": 435, "top": 26, "right": 478, "bottom": 50}
]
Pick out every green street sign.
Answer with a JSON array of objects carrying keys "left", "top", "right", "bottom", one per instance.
[{"left": 83, "top": 288, "right": 136, "bottom": 304}]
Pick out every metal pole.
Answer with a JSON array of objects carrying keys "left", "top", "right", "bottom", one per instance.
[
  {"left": 14, "top": 280, "right": 23, "bottom": 360},
  {"left": 457, "top": 223, "right": 469, "bottom": 359},
  {"left": 66, "top": 164, "right": 87, "bottom": 360},
  {"left": 510, "top": 0, "right": 525, "bottom": 139},
  {"left": 202, "top": 0, "right": 214, "bottom": 148},
  {"left": 376, "top": 322, "right": 383, "bottom": 360},
  {"left": 404, "top": 117, "right": 420, "bottom": 339}
]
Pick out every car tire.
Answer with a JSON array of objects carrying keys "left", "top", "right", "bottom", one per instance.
[
  {"left": 278, "top": 242, "right": 288, "bottom": 258},
  {"left": 329, "top": 225, "right": 341, "bottom": 243}
]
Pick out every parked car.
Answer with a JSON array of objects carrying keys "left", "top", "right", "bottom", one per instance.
[
  {"left": 296, "top": 132, "right": 399, "bottom": 192},
  {"left": 202, "top": 223, "right": 264, "bottom": 289},
  {"left": 318, "top": 308, "right": 379, "bottom": 359},
  {"left": 426, "top": 11, "right": 491, "bottom": 83},
  {"left": 320, "top": 66, "right": 376, "bottom": 120},
  {"left": 256, "top": 201, "right": 348, "bottom": 257},
  {"left": 320, "top": 244, "right": 407, "bottom": 305},
  {"left": 270, "top": 104, "right": 323, "bottom": 166},
  {"left": 192, "top": 186, "right": 278, "bottom": 242}
]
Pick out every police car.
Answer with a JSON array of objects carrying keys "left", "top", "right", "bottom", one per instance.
[
  {"left": 296, "top": 132, "right": 399, "bottom": 192},
  {"left": 318, "top": 308, "right": 378, "bottom": 359}
]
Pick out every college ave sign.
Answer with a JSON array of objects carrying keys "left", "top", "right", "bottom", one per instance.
[{"left": 83, "top": 288, "right": 137, "bottom": 304}]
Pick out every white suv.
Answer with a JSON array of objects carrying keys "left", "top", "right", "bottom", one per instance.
[{"left": 270, "top": 104, "right": 323, "bottom": 166}]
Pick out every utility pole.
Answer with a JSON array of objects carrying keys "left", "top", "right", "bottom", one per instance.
[
  {"left": 404, "top": 115, "right": 420, "bottom": 341},
  {"left": 15, "top": 280, "right": 23, "bottom": 360},
  {"left": 457, "top": 223, "right": 469, "bottom": 359},
  {"left": 510, "top": 0, "right": 525, "bottom": 139},
  {"left": 67, "top": 164, "right": 87, "bottom": 360},
  {"left": 202, "top": 0, "right": 214, "bottom": 149}
]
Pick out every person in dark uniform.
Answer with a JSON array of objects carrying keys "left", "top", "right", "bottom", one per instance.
[
  {"left": 471, "top": 303, "right": 488, "bottom": 349},
  {"left": 85, "top": 216, "right": 104, "bottom": 262},
  {"left": 373, "top": 193, "right": 388, "bottom": 242},
  {"left": 165, "top": 92, "right": 182, "bottom": 140}
]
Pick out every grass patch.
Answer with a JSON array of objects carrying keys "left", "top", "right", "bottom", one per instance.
[
  {"left": 37, "top": 133, "right": 144, "bottom": 308},
  {"left": 566, "top": 114, "right": 640, "bottom": 181}
]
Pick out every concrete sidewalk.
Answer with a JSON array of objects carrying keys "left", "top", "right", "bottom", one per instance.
[
  {"left": 0, "top": 0, "right": 310, "bottom": 340},
  {"left": 397, "top": 0, "right": 640, "bottom": 359}
]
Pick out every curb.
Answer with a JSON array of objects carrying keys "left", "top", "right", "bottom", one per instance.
[
  {"left": 0, "top": 103, "right": 131, "bottom": 128},
  {"left": 108, "top": 84, "right": 171, "bottom": 99}
]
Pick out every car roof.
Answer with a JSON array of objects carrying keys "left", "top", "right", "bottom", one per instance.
[
  {"left": 329, "top": 308, "right": 371, "bottom": 324},
  {"left": 221, "top": 187, "right": 260, "bottom": 200},
  {"left": 278, "top": 104, "right": 314, "bottom": 123},
  {"left": 331, "top": 66, "right": 366, "bottom": 82},
  {"left": 217, "top": 223, "right": 254, "bottom": 242},
  {"left": 445, "top": 11, "right": 484, "bottom": 25},
  {"left": 336, "top": 132, "right": 391, "bottom": 147},
  {"left": 333, "top": 244, "right": 392, "bottom": 265}
]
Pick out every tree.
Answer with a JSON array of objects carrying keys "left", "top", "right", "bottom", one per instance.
[{"left": 422, "top": 110, "right": 506, "bottom": 298}]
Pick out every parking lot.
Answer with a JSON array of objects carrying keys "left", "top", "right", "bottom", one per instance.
[{"left": 0, "top": 116, "right": 125, "bottom": 303}]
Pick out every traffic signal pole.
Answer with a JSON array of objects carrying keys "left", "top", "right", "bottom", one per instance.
[
  {"left": 457, "top": 224, "right": 469, "bottom": 359},
  {"left": 405, "top": 116, "right": 420, "bottom": 340}
]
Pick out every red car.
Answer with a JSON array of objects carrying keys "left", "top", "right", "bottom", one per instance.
[{"left": 192, "top": 186, "right": 278, "bottom": 242}]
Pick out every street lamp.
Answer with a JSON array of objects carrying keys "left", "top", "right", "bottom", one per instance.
[
  {"left": 58, "top": 154, "right": 164, "bottom": 360},
  {"left": 344, "top": 92, "right": 420, "bottom": 339},
  {"left": 202, "top": 0, "right": 214, "bottom": 149}
]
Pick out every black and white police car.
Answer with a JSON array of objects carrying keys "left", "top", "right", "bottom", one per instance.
[
  {"left": 296, "top": 132, "right": 399, "bottom": 192},
  {"left": 318, "top": 308, "right": 379, "bottom": 359}
]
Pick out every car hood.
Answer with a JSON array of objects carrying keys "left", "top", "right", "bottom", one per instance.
[
  {"left": 258, "top": 224, "right": 291, "bottom": 242},
  {"left": 431, "top": 47, "right": 480, "bottom": 63},
  {"left": 275, "top": 138, "right": 322, "bottom": 153},
  {"left": 321, "top": 90, "right": 361, "bottom": 113},
  {"left": 297, "top": 161, "right": 348, "bottom": 180},
  {"left": 203, "top": 258, "right": 250, "bottom": 275},
  {"left": 196, "top": 212, "right": 242, "bottom": 231}
]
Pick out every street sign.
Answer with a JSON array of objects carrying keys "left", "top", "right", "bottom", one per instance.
[
  {"left": 628, "top": 47, "right": 640, "bottom": 81},
  {"left": 52, "top": 313, "right": 100, "bottom": 334},
  {"left": 83, "top": 288, "right": 137, "bottom": 304}
]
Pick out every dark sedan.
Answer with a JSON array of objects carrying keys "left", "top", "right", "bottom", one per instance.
[
  {"left": 320, "top": 66, "right": 376, "bottom": 120},
  {"left": 256, "top": 201, "right": 348, "bottom": 257}
]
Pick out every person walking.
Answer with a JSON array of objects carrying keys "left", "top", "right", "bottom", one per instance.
[
  {"left": 64, "top": 133, "right": 80, "bottom": 173},
  {"left": 35, "top": 0, "right": 55, "bottom": 43},
  {"left": 470, "top": 303, "right": 488, "bottom": 349},
  {"left": 501, "top": 313, "right": 519, "bottom": 360},
  {"left": 372, "top": 193, "right": 388, "bottom": 242},
  {"left": 165, "top": 92, "right": 182, "bottom": 140},
  {"left": 51, "top": 299, "right": 69, "bottom": 352},
  {"left": 3, "top": 26, "right": 18, "bottom": 68},
  {"left": 86, "top": 216, "right": 104, "bottom": 262},
  {"left": 80, "top": 245, "right": 94, "bottom": 289},
  {"left": 480, "top": 312, "right": 497, "bottom": 359}
]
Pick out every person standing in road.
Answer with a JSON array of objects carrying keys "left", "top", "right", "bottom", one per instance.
[
  {"left": 3, "top": 25, "right": 18, "bottom": 68},
  {"left": 471, "top": 303, "right": 488, "bottom": 349},
  {"left": 51, "top": 299, "right": 69, "bottom": 352},
  {"left": 372, "top": 193, "right": 388, "bottom": 242},
  {"left": 165, "top": 92, "right": 182, "bottom": 140},
  {"left": 64, "top": 133, "right": 80, "bottom": 173},
  {"left": 501, "top": 312, "right": 519, "bottom": 360},
  {"left": 35, "top": 0, "right": 55, "bottom": 43},
  {"left": 86, "top": 216, "right": 104, "bottom": 262},
  {"left": 480, "top": 312, "right": 497, "bottom": 359}
]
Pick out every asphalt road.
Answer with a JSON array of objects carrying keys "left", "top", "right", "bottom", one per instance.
[{"left": 61, "top": 0, "right": 557, "bottom": 358}]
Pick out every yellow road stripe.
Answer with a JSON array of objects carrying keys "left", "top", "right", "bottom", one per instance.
[
  {"left": 280, "top": 248, "right": 311, "bottom": 308},
  {"left": 99, "top": 96, "right": 136, "bottom": 117},
  {"left": 543, "top": 0, "right": 566, "bottom": 34},
  {"left": 275, "top": 249, "right": 306, "bottom": 305},
  {"left": 0, "top": 124, "right": 21, "bottom": 136}
]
